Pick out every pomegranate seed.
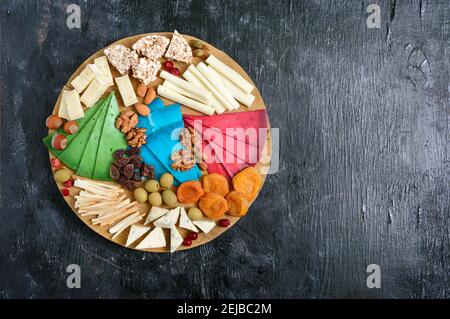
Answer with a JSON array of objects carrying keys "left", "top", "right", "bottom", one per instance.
[
  {"left": 63, "top": 179, "right": 73, "bottom": 188},
  {"left": 182, "top": 239, "right": 192, "bottom": 247},
  {"left": 170, "top": 67, "right": 180, "bottom": 76},
  {"left": 51, "top": 158, "right": 61, "bottom": 168},
  {"left": 218, "top": 219, "right": 230, "bottom": 227},
  {"left": 61, "top": 188, "right": 70, "bottom": 196},
  {"left": 164, "top": 61, "right": 173, "bottom": 70},
  {"left": 187, "top": 232, "right": 198, "bottom": 241}
]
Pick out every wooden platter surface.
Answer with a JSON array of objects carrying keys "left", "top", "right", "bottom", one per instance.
[{"left": 48, "top": 32, "right": 272, "bottom": 252}]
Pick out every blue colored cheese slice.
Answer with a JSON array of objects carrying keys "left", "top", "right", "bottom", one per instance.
[
  {"left": 80, "top": 78, "right": 109, "bottom": 108},
  {"left": 136, "top": 227, "right": 166, "bottom": 249},
  {"left": 170, "top": 225, "right": 183, "bottom": 253},
  {"left": 71, "top": 64, "right": 100, "bottom": 94},
  {"left": 126, "top": 225, "right": 151, "bottom": 246},
  {"left": 144, "top": 206, "right": 170, "bottom": 225},
  {"left": 178, "top": 207, "right": 198, "bottom": 232}
]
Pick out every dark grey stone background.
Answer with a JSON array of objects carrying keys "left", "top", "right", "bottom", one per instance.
[{"left": 0, "top": 0, "right": 449, "bottom": 298}]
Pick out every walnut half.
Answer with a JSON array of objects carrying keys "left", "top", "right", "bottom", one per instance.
[
  {"left": 116, "top": 110, "right": 138, "bottom": 133},
  {"left": 126, "top": 128, "right": 147, "bottom": 147}
]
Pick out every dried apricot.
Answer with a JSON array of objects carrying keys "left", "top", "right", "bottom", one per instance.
[
  {"left": 232, "top": 167, "right": 262, "bottom": 202},
  {"left": 226, "top": 191, "right": 250, "bottom": 217},
  {"left": 177, "top": 180, "right": 205, "bottom": 204},
  {"left": 199, "top": 193, "right": 228, "bottom": 220},
  {"left": 202, "top": 173, "right": 229, "bottom": 197}
]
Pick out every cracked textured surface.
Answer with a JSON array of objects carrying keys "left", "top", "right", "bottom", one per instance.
[{"left": 0, "top": 0, "right": 449, "bottom": 298}]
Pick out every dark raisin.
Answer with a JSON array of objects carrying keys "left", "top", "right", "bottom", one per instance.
[
  {"left": 115, "top": 157, "right": 130, "bottom": 168},
  {"left": 126, "top": 147, "right": 140, "bottom": 156},
  {"left": 117, "top": 175, "right": 128, "bottom": 185},
  {"left": 128, "top": 155, "right": 142, "bottom": 167},
  {"left": 123, "top": 181, "right": 136, "bottom": 191},
  {"left": 132, "top": 170, "right": 141, "bottom": 181},
  {"left": 109, "top": 165, "right": 121, "bottom": 180},
  {"left": 113, "top": 149, "right": 125, "bottom": 159},
  {"left": 123, "top": 164, "right": 134, "bottom": 179}
]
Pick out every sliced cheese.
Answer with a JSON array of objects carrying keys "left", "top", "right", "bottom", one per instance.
[
  {"left": 178, "top": 207, "right": 198, "bottom": 232},
  {"left": 144, "top": 206, "right": 170, "bottom": 225},
  {"left": 94, "top": 56, "right": 114, "bottom": 86},
  {"left": 71, "top": 64, "right": 100, "bottom": 94},
  {"left": 193, "top": 219, "right": 216, "bottom": 234},
  {"left": 183, "top": 69, "right": 226, "bottom": 114},
  {"left": 58, "top": 93, "right": 70, "bottom": 120},
  {"left": 206, "top": 54, "right": 255, "bottom": 93},
  {"left": 153, "top": 207, "right": 181, "bottom": 229},
  {"left": 60, "top": 89, "right": 84, "bottom": 120},
  {"left": 157, "top": 85, "right": 214, "bottom": 116},
  {"left": 187, "top": 65, "right": 232, "bottom": 112},
  {"left": 136, "top": 227, "right": 166, "bottom": 249},
  {"left": 80, "top": 78, "right": 109, "bottom": 108},
  {"left": 160, "top": 70, "right": 212, "bottom": 105},
  {"left": 208, "top": 66, "right": 255, "bottom": 107},
  {"left": 196, "top": 62, "right": 239, "bottom": 110},
  {"left": 115, "top": 74, "right": 138, "bottom": 107},
  {"left": 170, "top": 225, "right": 183, "bottom": 253},
  {"left": 125, "top": 225, "right": 151, "bottom": 246}
]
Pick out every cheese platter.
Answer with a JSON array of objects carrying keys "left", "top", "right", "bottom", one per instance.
[{"left": 43, "top": 32, "right": 272, "bottom": 252}]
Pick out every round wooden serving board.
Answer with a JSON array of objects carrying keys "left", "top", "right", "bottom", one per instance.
[{"left": 48, "top": 32, "right": 272, "bottom": 252}]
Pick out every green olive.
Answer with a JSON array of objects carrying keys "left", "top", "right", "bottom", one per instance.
[
  {"left": 162, "top": 189, "right": 178, "bottom": 207},
  {"left": 145, "top": 179, "right": 160, "bottom": 193},
  {"left": 191, "top": 39, "right": 203, "bottom": 49},
  {"left": 193, "top": 49, "right": 204, "bottom": 57},
  {"left": 160, "top": 173, "right": 174, "bottom": 188},
  {"left": 148, "top": 192, "right": 163, "bottom": 207},
  {"left": 54, "top": 168, "right": 71, "bottom": 183},
  {"left": 188, "top": 207, "right": 203, "bottom": 221},
  {"left": 134, "top": 188, "right": 148, "bottom": 203}
]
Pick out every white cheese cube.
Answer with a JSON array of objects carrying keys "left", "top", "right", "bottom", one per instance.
[
  {"left": 80, "top": 78, "right": 109, "bottom": 108},
  {"left": 115, "top": 74, "right": 138, "bottom": 107},
  {"left": 94, "top": 56, "right": 114, "bottom": 86},
  {"left": 71, "top": 64, "right": 100, "bottom": 93}
]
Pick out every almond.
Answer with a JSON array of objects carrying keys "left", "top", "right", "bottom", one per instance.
[
  {"left": 144, "top": 86, "right": 156, "bottom": 104},
  {"left": 134, "top": 103, "right": 150, "bottom": 116},
  {"left": 136, "top": 83, "right": 148, "bottom": 98}
]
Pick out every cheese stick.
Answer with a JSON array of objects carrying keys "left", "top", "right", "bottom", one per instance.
[
  {"left": 109, "top": 212, "right": 141, "bottom": 234},
  {"left": 157, "top": 85, "right": 215, "bottom": 115},
  {"left": 76, "top": 179, "right": 123, "bottom": 190},
  {"left": 206, "top": 54, "right": 255, "bottom": 93},
  {"left": 183, "top": 69, "right": 226, "bottom": 114},
  {"left": 186, "top": 65, "right": 232, "bottom": 111},
  {"left": 196, "top": 63, "right": 239, "bottom": 110},
  {"left": 162, "top": 80, "right": 210, "bottom": 105},
  {"left": 160, "top": 71, "right": 212, "bottom": 105},
  {"left": 208, "top": 66, "right": 255, "bottom": 107}
]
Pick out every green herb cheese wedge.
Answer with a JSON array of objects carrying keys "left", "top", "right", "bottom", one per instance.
[
  {"left": 75, "top": 97, "right": 110, "bottom": 178},
  {"left": 93, "top": 93, "right": 127, "bottom": 181},
  {"left": 42, "top": 96, "right": 109, "bottom": 158},
  {"left": 57, "top": 94, "right": 112, "bottom": 171}
]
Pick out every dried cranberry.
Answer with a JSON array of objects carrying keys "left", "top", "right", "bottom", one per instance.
[
  {"left": 61, "top": 188, "right": 70, "bottom": 196},
  {"left": 164, "top": 61, "right": 173, "bottom": 70},
  {"left": 129, "top": 155, "right": 142, "bottom": 167},
  {"left": 109, "top": 165, "right": 121, "bottom": 180},
  {"left": 182, "top": 239, "right": 192, "bottom": 247},
  {"left": 186, "top": 232, "right": 198, "bottom": 241},
  {"left": 113, "top": 149, "right": 126, "bottom": 159},
  {"left": 51, "top": 158, "right": 61, "bottom": 168},
  {"left": 122, "top": 164, "right": 134, "bottom": 179},
  {"left": 126, "top": 147, "right": 140, "bottom": 156},
  {"left": 115, "top": 157, "right": 130, "bottom": 168},
  {"left": 218, "top": 219, "right": 230, "bottom": 227},
  {"left": 63, "top": 179, "right": 73, "bottom": 188},
  {"left": 170, "top": 67, "right": 180, "bottom": 76}
]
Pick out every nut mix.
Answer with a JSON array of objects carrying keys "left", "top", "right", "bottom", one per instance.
[
  {"left": 126, "top": 128, "right": 147, "bottom": 147},
  {"left": 116, "top": 110, "right": 138, "bottom": 133},
  {"left": 170, "top": 128, "right": 208, "bottom": 172}
]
